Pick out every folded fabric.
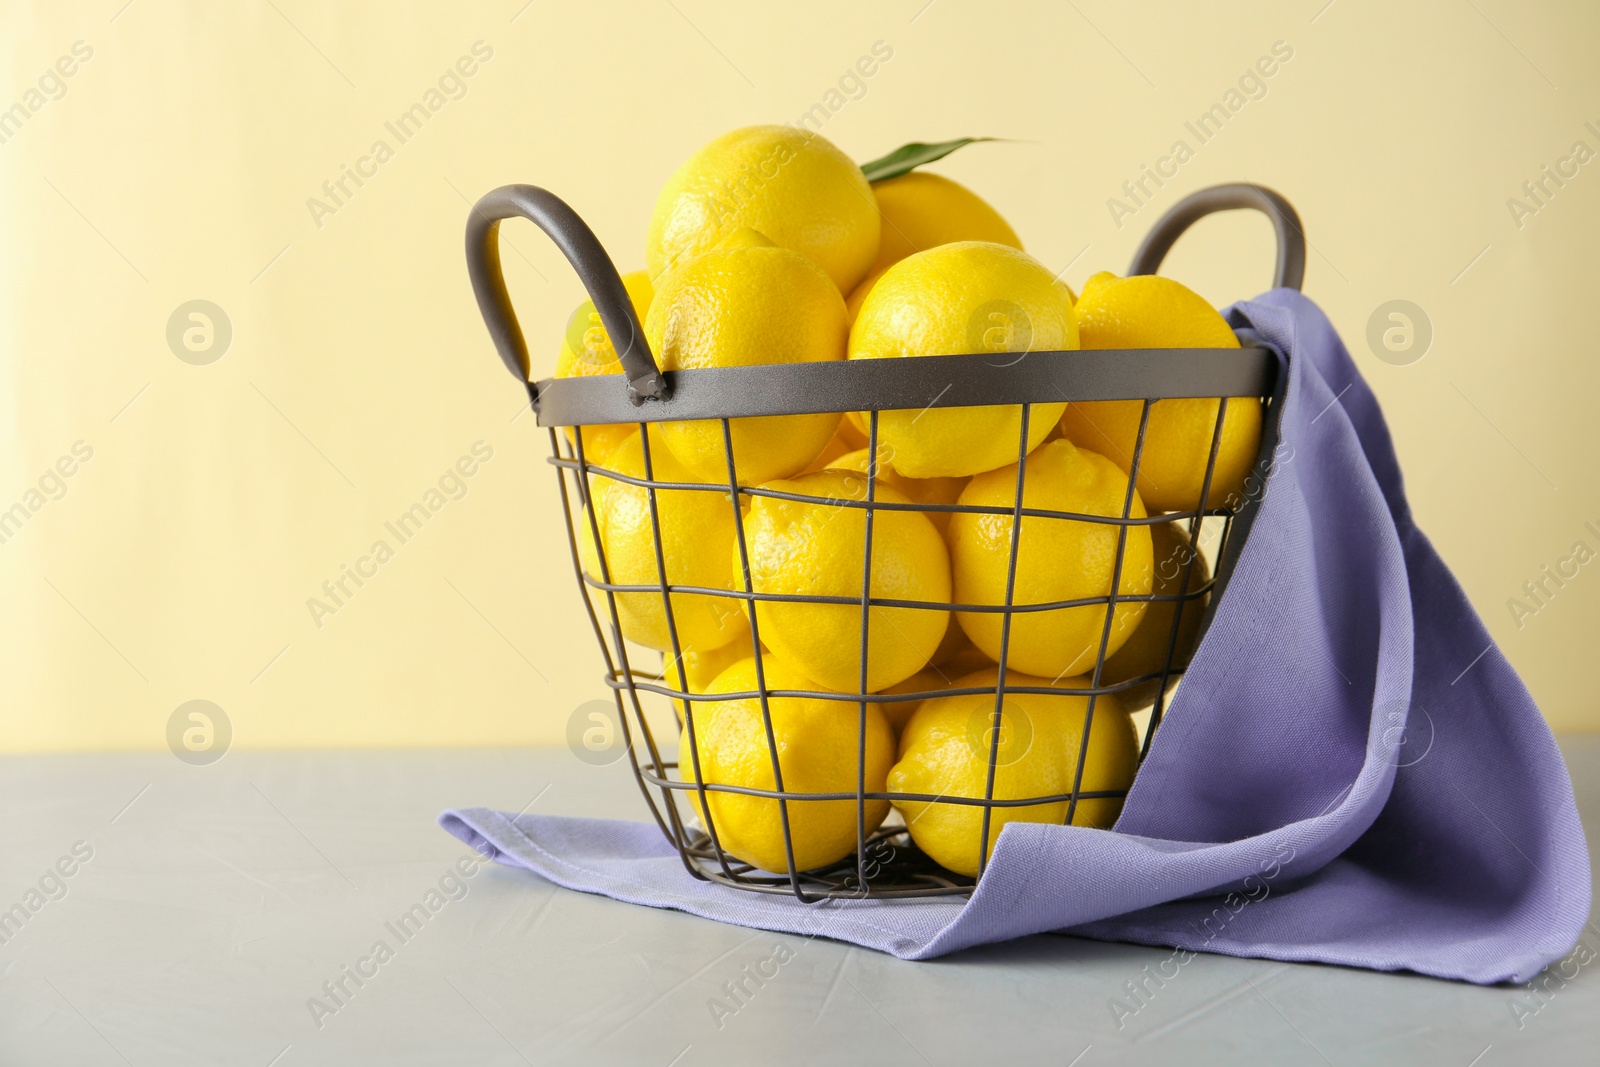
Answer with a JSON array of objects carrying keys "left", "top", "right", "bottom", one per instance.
[{"left": 442, "top": 289, "right": 1590, "bottom": 983}]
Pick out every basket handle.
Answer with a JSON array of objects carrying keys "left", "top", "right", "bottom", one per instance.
[
  {"left": 1127, "top": 183, "right": 1305, "bottom": 292},
  {"left": 465, "top": 184, "right": 669, "bottom": 404}
]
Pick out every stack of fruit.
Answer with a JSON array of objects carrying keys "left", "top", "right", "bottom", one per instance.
[{"left": 558, "top": 126, "right": 1259, "bottom": 879}]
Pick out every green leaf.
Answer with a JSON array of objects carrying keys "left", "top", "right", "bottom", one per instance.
[{"left": 859, "top": 138, "right": 1000, "bottom": 183}]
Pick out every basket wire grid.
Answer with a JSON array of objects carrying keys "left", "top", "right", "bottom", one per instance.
[{"left": 466, "top": 182, "right": 1303, "bottom": 901}]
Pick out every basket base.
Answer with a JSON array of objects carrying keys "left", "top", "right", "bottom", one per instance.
[{"left": 678, "top": 825, "right": 976, "bottom": 901}]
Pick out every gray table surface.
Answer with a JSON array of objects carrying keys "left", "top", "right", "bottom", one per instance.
[{"left": 1, "top": 737, "right": 1595, "bottom": 1066}]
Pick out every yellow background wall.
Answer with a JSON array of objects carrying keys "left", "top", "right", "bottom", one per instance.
[{"left": 2, "top": 0, "right": 1596, "bottom": 750}]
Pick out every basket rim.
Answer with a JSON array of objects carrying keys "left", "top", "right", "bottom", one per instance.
[{"left": 532, "top": 345, "right": 1278, "bottom": 428}]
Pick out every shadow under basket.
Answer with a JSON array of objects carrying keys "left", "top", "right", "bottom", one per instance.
[{"left": 465, "top": 182, "right": 1302, "bottom": 901}]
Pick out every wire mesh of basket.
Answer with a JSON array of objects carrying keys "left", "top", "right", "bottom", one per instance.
[{"left": 466, "top": 182, "right": 1303, "bottom": 901}]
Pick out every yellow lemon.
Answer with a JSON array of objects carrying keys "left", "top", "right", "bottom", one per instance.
[
  {"left": 554, "top": 269, "right": 656, "bottom": 379},
  {"left": 930, "top": 621, "right": 994, "bottom": 675},
  {"left": 950, "top": 439, "right": 1153, "bottom": 678},
  {"left": 646, "top": 125, "right": 879, "bottom": 293},
  {"left": 711, "top": 226, "right": 776, "bottom": 252},
  {"left": 1098, "top": 520, "right": 1210, "bottom": 710},
  {"left": 801, "top": 417, "right": 872, "bottom": 478},
  {"left": 646, "top": 242, "right": 846, "bottom": 484},
  {"left": 888, "top": 668, "right": 1138, "bottom": 876},
  {"left": 875, "top": 621, "right": 997, "bottom": 735},
  {"left": 873, "top": 665, "right": 961, "bottom": 735},
  {"left": 742, "top": 469, "right": 951, "bottom": 693},
  {"left": 828, "top": 446, "right": 967, "bottom": 534},
  {"left": 800, "top": 424, "right": 862, "bottom": 475},
  {"left": 666, "top": 629, "right": 757, "bottom": 694},
  {"left": 682, "top": 655, "right": 893, "bottom": 873},
  {"left": 1059, "top": 272, "right": 1262, "bottom": 512},
  {"left": 554, "top": 269, "right": 655, "bottom": 464},
  {"left": 847, "top": 242, "right": 1074, "bottom": 478},
  {"left": 869, "top": 171, "right": 1022, "bottom": 273},
  {"left": 663, "top": 629, "right": 761, "bottom": 728},
  {"left": 579, "top": 431, "right": 743, "bottom": 654},
  {"left": 832, "top": 414, "right": 870, "bottom": 451},
  {"left": 567, "top": 422, "right": 635, "bottom": 472},
  {"left": 843, "top": 264, "right": 888, "bottom": 327}
]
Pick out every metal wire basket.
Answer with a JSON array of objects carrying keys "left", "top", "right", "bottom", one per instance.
[{"left": 466, "top": 181, "right": 1302, "bottom": 901}]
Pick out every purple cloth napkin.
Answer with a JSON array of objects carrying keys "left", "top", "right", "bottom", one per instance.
[{"left": 441, "top": 289, "right": 1590, "bottom": 983}]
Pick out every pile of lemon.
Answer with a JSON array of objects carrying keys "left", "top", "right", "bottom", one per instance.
[{"left": 559, "top": 126, "right": 1256, "bottom": 879}]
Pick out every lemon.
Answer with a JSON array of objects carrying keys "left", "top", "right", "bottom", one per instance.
[
  {"left": 888, "top": 668, "right": 1138, "bottom": 876},
  {"left": 843, "top": 264, "right": 888, "bottom": 327},
  {"left": 710, "top": 226, "right": 776, "bottom": 253},
  {"left": 826, "top": 445, "right": 912, "bottom": 496},
  {"left": 800, "top": 425, "right": 861, "bottom": 475},
  {"left": 875, "top": 671, "right": 942, "bottom": 733},
  {"left": 666, "top": 628, "right": 758, "bottom": 695},
  {"left": 554, "top": 270, "right": 655, "bottom": 464},
  {"left": 1098, "top": 520, "right": 1210, "bottom": 710},
  {"left": 554, "top": 269, "right": 656, "bottom": 379},
  {"left": 1059, "top": 272, "right": 1262, "bottom": 512},
  {"left": 568, "top": 422, "right": 635, "bottom": 472},
  {"left": 663, "top": 629, "right": 761, "bottom": 729},
  {"left": 828, "top": 446, "right": 967, "bottom": 534},
  {"left": 847, "top": 242, "right": 1074, "bottom": 478},
  {"left": 646, "top": 241, "right": 846, "bottom": 484},
  {"left": 832, "top": 414, "right": 869, "bottom": 451},
  {"left": 741, "top": 469, "right": 951, "bottom": 693},
  {"left": 930, "top": 620, "right": 993, "bottom": 675},
  {"left": 875, "top": 621, "right": 996, "bottom": 734},
  {"left": 646, "top": 125, "right": 879, "bottom": 293},
  {"left": 869, "top": 171, "right": 1022, "bottom": 273},
  {"left": 579, "top": 430, "right": 743, "bottom": 654},
  {"left": 800, "top": 420, "right": 876, "bottom": 475},
  {"left": 950, "top": 439, "right": 1153, "bottom": 678},
  {"left": 682, "top": 655, "right": 893, "bottom": 873}
]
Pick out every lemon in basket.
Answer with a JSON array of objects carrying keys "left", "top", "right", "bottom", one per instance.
[
  {"left": 666, "top": 628, "right": 758, "bottom": 696},
  {"left": 843, "top": 172, "right": 1023, "bottom": 325},
  {"left": 646, "top": 238, "right": 846, "bottom": 485},
  {"left": 554, "top": 269, "right": 655, "bottom": 464},
  {"left": 869, "top": 171, "right": 1023, "bottom": 272},
  {"left": 681, "top": 655, "right": 894, "bottom": 873},
  {"left": 664, "top": 630, "right": 762, "bottom": 728},
  {"left": 799, "top": 419, "right": 874, "bottom": 474},
  {"left": 1098, "top": 520, "right": 1210, "bottom": 710},
  {"left": 844, "top": 264, "right": 888, "bottom": 327},
  {"left": 874, "top": 667, "right": 955, "bottom": 734},
  {"left": 888, "top": 668, "right": 1138, "bottom": 877},
  {"left": 578, "top": 429, "right": 743, "bottom": 654},
  {"left": 800, "top": 428, "right": 859, "bottom": 474},
  {"left": 827, "top": 446, "right": 968, "bottom": 534},
  {"left": 1058, "top": 272, "right": 1261, "bottom": 512},
  {"left": 873, "top": 622, "right": 996, "bottom": 735},
  {"left": 646, "top": 125, "right": 879, "bottom": 294},
  {"left": 554, "top": 269, "right": 656, "bottom": 379},
  {"left": 741, "top": 469, "right": 950, "bottom": 693},
  {"left": 929, "top": 615, "right": 995, "bottom": 676},
  {"left": 949, "top": 439, "right": 1153, "bottom": 678},
  {"left": 847, "top": 242, "right": 1074, "bottom": 478}
]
